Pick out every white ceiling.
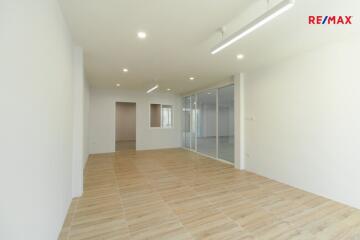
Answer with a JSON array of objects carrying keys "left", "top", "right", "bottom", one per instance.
[{"left": 59, "top": 0, "right": 359, "bottom": 95}]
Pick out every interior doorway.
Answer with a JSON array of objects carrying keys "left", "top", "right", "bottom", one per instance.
[{"left": 115, "top": 102, "right": 136, "bottom": 151}]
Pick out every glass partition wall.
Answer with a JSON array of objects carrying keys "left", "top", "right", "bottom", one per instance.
[
  {"left": 218, "top": 85, "right": 235, "bottom": 162},
  {"left": 197, "top": 89, "right": 217, "bottom": 157},
  {"left": 190, "top": 95, "right": 196, "bottom": 150},
  {"left": 182, "top": 84, "right": 234, "bottom": 163},
  {"left": 182, "top": 96, "right": 191, "bottom": 148}
]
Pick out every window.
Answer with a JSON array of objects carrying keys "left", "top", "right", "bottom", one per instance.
[
  {"left": 161, "top": 105, "right": 172, "bottom": 128},
  {"left": 150, "top": 104, "right": 173, "bottom": 128}
]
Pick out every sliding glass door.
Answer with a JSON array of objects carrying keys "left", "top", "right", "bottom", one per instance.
[
  {"left": 196, "top": 89, "right": 217, "bottom": 158},
  {"left": 183, "top": 96, "right": 191, "bottom": 148},
  {"left": 218, "top": 85, "right": 234, "bottom": 162},
  {"left": 182, "top": 84, "right": 234, "bottom": 163},
  {"left": 190, "top": 95, "right": 196, "bottom": 150}
]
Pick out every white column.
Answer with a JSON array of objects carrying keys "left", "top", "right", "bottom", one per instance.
[
  {"left": 234, "top": 73, "right": 245, "bottom": 170},
  {"left": 72, "top": 46, "right": 85, "bottom": 197}
]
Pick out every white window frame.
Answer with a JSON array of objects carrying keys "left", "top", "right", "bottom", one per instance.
[{"left": 149, "top": 103, "right": 174, "bottom": 129}]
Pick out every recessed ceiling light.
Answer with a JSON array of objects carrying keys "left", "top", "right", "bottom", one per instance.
[
  {"left": 123, "top": 68, "right": 128, "bottom": 72},
  {"left": 116, "top": 83, "right": 120, "bottom": 87},
  {"left": 167, "top": 88, "right": 171, "bottom": 91},
  {"left": 189, "top": 77, "right": 195, "bottom": 81},
  {"left": 137, "top": 31, "right": 147, "bottom": 39},
  {"left": 236, "top": 54, "right": 244, "bottom": 60}
]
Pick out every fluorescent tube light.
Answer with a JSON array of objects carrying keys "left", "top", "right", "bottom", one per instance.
[
  {"left": 146, "top": 84, "right": 159, "bottom": 93},
  {"left": 211, "top": 0, "right": 295, "bottom": 54}
]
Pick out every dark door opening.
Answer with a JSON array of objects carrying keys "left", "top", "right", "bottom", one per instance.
[{"left": 115, "top": 102, "right": 136, "bottom": 151}]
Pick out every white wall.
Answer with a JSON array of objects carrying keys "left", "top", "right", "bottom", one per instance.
[
  {"left": 245, "top": 36, "right": 360, "bottom": 209},
  {"left": 89, "top": 88, "right": 182, "bottom": 153},
  {"left": 0, "top": 0, "right": 74, "bottom": 239},
  {"left": 72, "top": 47, "right": 89, "bottom": 198},
  {"left": 84, "top": 78, "right": 90, "bottom": 166}
]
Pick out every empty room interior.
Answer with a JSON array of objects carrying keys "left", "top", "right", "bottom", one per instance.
[{"left": 1, "top": 0, "right": 360, "bottom": 239}]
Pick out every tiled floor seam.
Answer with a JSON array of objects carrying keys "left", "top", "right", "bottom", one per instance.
[
  {"left": 189, "top": 184, "right": 257, "bottom": 239},
  {"left": 134, "top": 161, "right": 197, "bottom": 239},
  {"left": 113, "top": 158, "right": 133, "bottom": 239}
]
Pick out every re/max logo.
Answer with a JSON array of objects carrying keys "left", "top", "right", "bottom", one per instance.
[{"left": 308, "top": 16, "right": 353, "bottom": 24}]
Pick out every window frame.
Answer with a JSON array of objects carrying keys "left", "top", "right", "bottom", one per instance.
[{"left": 149, "top": 103, "right": 174, "bottom": 129}]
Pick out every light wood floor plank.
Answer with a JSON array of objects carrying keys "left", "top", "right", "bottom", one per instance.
[{"left": 60, "top": 149, "right": 360, "bottom": 239}]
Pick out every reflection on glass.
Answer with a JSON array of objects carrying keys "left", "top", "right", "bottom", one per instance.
[
  {"left": 161, "top": 105, "right": 172, "bottom": 128},
  {"left": 190, "top": 95, "right": 196, "bottom": 150},
  {"left": 218, "top": 85, "right": 234, "bottom": 162},
  {"left": 183, "top": 96, "right": 191, "bottom": 148},
  {"left": 197, "top": 90, "right": 217, "bottom": 157}
]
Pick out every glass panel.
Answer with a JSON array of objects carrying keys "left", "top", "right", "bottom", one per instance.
[
  {"left": 197, "top": 89, "right": 217, "bottom": 157},
  {"left": 190, "top": 95, "right": 196, "bottom": 150},
  {"left": 161, "top": 105, "right": 172, "bottom": 128},
  {"left": 183, "top": 97, "right": 191, "bottom": 148},
  {"left": 218, "top": 85, "right": 234, "bottom": 162}
]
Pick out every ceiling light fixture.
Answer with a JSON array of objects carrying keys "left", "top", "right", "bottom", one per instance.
[
  {"left": 137, "top": 31, "right": 147, "bottom": 39},
  {"left": 123, "top": 68, "right": 128, "bottom": 72},
  {"left": 236, "top": 54, "right": 244, "bottom": 60},
  {"left": 167, "top": 88, "right": 171, "bottom": 91},
  {"left": 146, "top": 84, "right": 159, "bottom": 94},
  {"left": 189, "top": 77, "right": 195, "bottom": 81},
  {"left": 116, "top": 83, "right": 121, "bottom": 87},
  {"left": 211, "top": 0, "right": 295, "bottom": 55}
]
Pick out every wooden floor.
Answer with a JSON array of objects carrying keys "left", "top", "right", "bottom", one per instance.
[{"left": 59, "top": 149, "right": 360, "bottom": 240}]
